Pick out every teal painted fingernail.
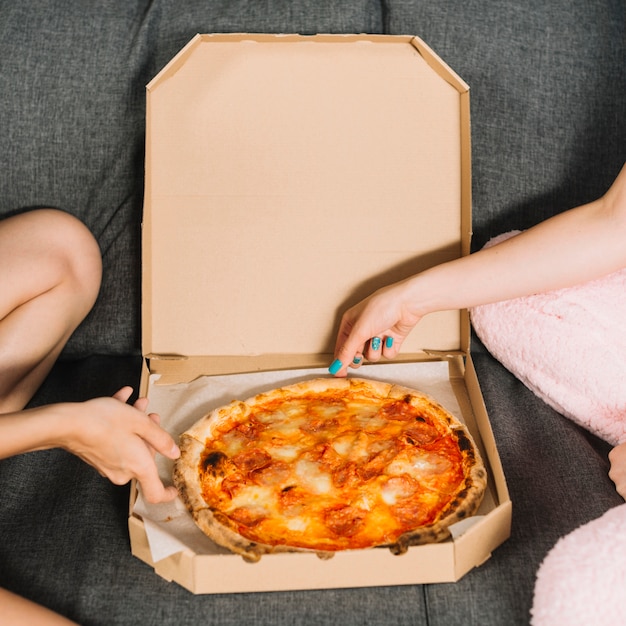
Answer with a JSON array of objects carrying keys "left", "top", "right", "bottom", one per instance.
[
  {"left": 352, "top": 356, "right": 362, "bottom": 365},
  {"left": 385, "top": 336, "right": 394, "bottom": 348},
  {"left": 328, "top": 359, "right": 342, "bottom": 375},
  {"left": 371, "top": 337, "right": 381, "bottom": 351}
]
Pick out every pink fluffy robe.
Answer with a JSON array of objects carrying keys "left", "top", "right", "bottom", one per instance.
[
  {"left": 471, "top": 231, "right": 626, "bottom": 447},
  {"left": 470, "top": 231, "right": 626, "bottom": 625},
  {"left": 531, "top": 503, "right": 626, "bottom": 626}
]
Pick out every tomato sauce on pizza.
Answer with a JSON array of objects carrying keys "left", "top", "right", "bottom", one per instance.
[{"left": 174, "top": 377, "right": 486, "bottom": 562}]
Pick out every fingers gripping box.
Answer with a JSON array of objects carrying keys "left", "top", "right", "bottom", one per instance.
[{"left": 130, "top": 33, "right": 512, "bottom": 594}]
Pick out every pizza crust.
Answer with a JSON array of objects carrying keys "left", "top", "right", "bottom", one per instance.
[{"left": 173, "top": 377, "right": 487, "bottom": 561}]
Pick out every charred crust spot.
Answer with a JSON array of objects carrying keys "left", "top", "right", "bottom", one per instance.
[
  {"left": 389, "top": 538, "right": 410, "bottom": 555},
  {"left": 200, "top": 450, "right": 227, "bottom": 474},
  {"left": 456, "top": 509, "right": 467, "bottom": 519},
  {"left": 454, "top": 485, "right": 470, "bottom": 501},
  {"left": 455, "top": 430, "right": 472, "bottom": 452},
  {"left": 389, "top": 544, "right": 402, "bottom": 555}
]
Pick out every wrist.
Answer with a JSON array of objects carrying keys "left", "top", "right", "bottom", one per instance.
[
  {"left": 400, "top": 269, "right": 448, "bottom": 319},
  {"left": 48, "top": 403, "right": 88, "bottom": 453},
  {"left": 31, "top": 403, "right": 83, "bottom": 453}
]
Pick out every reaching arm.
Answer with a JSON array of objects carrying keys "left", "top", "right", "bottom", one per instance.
[{"left": 331, "top": 163, "right": 626, "bottom": 376}]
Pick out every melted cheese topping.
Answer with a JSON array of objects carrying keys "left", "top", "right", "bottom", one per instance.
[{"left": 199, "top": 388, "right": 468, "bottom": 551}]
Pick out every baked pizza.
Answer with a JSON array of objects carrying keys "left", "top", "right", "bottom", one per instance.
[{"left": 173, "top": 377, "right": 486, "bottom": 562}]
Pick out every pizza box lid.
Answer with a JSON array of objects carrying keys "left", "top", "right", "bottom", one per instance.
[{"left": 142, "top": 33, "right": 472, "bottom": 377}]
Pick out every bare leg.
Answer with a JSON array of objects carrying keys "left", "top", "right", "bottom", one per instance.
[
  {"left": 0, "top": 587, "right": 78, "bottom": 625},
  {"left": 0, "top": 209, "right": 102, "bottom": 412}
]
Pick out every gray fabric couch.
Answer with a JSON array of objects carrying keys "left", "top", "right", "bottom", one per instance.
[{"left": 1, "top": 2, "right": 624, "bottom": 624}]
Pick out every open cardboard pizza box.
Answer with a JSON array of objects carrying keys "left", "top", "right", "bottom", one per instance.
[{"left": 130, "top": 33, "right": 512, "bottom": 594}]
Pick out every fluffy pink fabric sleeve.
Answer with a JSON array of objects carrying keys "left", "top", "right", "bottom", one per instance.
[{"left": 470, "top": 231, "right": 626, "bottom": 446}]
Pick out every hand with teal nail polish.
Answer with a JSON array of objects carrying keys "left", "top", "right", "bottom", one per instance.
[
  {"left": 331, "top": 163, "right": 626, "bottom": 377},
  {"left": 329, "top": 276, "right": 426, "bottom": 376}
]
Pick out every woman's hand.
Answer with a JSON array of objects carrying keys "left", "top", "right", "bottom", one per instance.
[
  {"left": 59, "top": 387, "right": 180, "bottom": 504},
  {"left": 329, "top": 278, "right": 424, "bottom": 377}
]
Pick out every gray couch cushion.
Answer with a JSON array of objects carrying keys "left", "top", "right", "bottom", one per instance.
[
  {"left": 0, "top": 1, "right": 383, "bottom": 356},
  {"left": 0, "top": 3, "right": 154, "bottom": 355},
  {"left": 150, "top": 0, "right": 384, "bottom": 73},
  {"left": 385, "top": 0, "right": 626, "bottom": 250}
]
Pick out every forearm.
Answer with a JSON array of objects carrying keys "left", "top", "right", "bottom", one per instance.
[
  {"left": 411, "top": 189, "right": 626, "bottom": 316},
  {"left": 0, "top": 404, "right": 78, "bottom": 459}
]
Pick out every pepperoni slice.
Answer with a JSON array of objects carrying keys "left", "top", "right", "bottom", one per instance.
[
  {"left": 278, "top": 485, "right": 307, "bottom": 515},
  {"left": 323, "top": 505, "right": 367, "bottom": 537},
  {"left": 332, "top": 461, "right": 359, "bottom": 489},
  {"left": 231, "top": 448, "right": 272, "bottom": 473},
  {"left": 403, "top": 422, "right": 440, "bottom": 446},
  {"left": 220, "top": 471, "right": 248, "bottom": 498},
  {"left": 250, "top": 460, "right": 291, "bottom": 486},
  {"left": 299, "top": 417, "right": 339, "bottom": 434},
  {"left": 235, "top": 420, "right": 264, "bottom": 440},
  {"left": 381, "top": 475, "right": 420, "bottom": 502},
  {"left": 378, "top": 397, "right": 420, "bottom": 421},
  {"left": 229, "top": 506, "right": 267, "bottom": 527},
  {"left": 357, "top": 444, "right": 399, "bottom": 481},
  {"left": 302, "top": 442, "right": 343, "bottom": 473},
  {"left": 390, "top": 499, "right": 430, "bottom": 526}
]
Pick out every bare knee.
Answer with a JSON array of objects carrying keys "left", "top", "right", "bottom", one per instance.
[
  {"left": 0, "top": 210, "right": 102, "bottom": 410},
  {"left": 19, "top": 209, "right": 102, "bottom": 313}
]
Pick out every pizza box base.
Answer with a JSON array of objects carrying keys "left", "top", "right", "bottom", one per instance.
[
  {"left": 129, "top": 357, "right": 511, "bottom": 594},
  {"left": 132, "top": 33, "right": 512, "bottom": 593}
]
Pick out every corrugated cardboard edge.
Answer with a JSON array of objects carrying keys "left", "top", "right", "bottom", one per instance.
[
  {"left": 449, "top": 355, "right": 512, "bottom": 577},
  {"left": 146, "top": 33, "right": 469, "bottom": 94}
]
